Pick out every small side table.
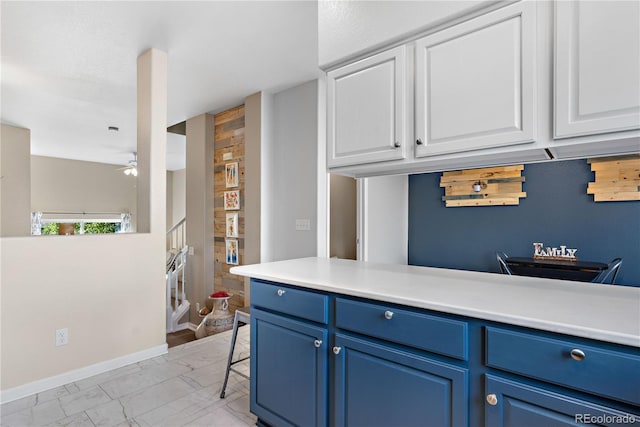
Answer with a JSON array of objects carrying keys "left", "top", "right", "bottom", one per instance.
[{"left": 505, "top": 257, "right": 608, "bottom": 282}]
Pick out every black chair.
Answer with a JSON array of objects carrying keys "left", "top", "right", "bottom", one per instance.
[
  {"left": 220, "top": 306, "right": 251, "bottom": 398},
  {"left": 593, "top": 258, "right": 623, "bottom": 285},
  {"left": 496, "top": 252, "right": 512, "bottom": 275}
]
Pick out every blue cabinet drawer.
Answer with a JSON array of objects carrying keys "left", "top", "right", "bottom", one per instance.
[
  {"left": 251, "top": 279, "right": 328, "bottom": 324},
  {"left": 335, "top": 298, "right": 468, "bottom": 360},
  {"left": 486, "top": 327, "right": 640, "bottom": 405}
]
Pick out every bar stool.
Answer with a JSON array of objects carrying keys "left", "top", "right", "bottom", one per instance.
[{"left": 220, "top": 306, "right": 250, "bottom": 399}]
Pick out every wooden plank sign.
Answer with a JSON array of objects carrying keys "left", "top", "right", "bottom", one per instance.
[
  {"left": 587, "top": 155, "right": 640, "bottom": 202},
  {"left": 440, "top": 165, "right": 526, "bottom": 207}
]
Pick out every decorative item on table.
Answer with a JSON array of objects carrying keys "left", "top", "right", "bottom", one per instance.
[
  {"left": 195, "top": 291, "right": 234, "bottom": 338},
  {"left": 225, "top": 162, "right": 239, "bottom": 188},
  {"left": 533, "top": 242, "right": 577, "bottom": 261},
  {"left": 224, "top": 190, "right": 240, "bottom": 210},
  {"left": 226, "top": 239, "right": 239, "bottom": 265},
  {"left": 226, "top": 212, "right": 238, "bottom": 237}
]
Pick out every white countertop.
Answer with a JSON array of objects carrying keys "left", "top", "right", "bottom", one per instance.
[{"left": 231, "top": 257, "right": 640, "bottom": 347}]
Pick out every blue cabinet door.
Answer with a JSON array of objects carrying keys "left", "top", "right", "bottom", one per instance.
[
  {"left": 251, "top": 308, "right": 328, "bottom": 427},
  {"left": 333, "top": 333, "right": 468, "bottom": 427},
  {"left": 485, "top": 374, "right": 640, "bottom": 427}
]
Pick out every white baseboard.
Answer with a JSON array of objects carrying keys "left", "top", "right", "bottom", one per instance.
[{"left": 0, "top": 343, "right": 168, "bottom": 404}]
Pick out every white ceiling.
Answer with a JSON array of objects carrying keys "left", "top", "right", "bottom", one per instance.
[{"left": 1, "top": 1, "right": 320, "bottom": 170}]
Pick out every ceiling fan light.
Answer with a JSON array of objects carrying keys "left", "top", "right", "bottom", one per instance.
[
  {"left": 124, "top": 168, "right": 131, "bottom": 175},
  {"left": 131, "top": 168, "right": 138, "bottom": 177}
]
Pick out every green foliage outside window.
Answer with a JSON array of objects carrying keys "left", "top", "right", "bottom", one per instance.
[
  {"left": 41, "top": 222, "right": 59, "bottom": 235},
  {"left": 84, "top": 222, "right": 119, "bottom": 234},
  {"left": 40, "top": 222, "right": 119, "bottom": 235}
]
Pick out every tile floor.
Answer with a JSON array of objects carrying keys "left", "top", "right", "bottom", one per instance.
[{"left": 1, "top": 326, "right": 256, "bottom": 427}]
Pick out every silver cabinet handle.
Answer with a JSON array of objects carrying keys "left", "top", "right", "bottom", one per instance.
[
  {"left": 416, "top": 138, "right": 424, "bottom": 145},
  {"left": 570, "top": 349, "right": 586, "bottom": 361},
  {"left": 277, "top": 289, "right": 286, "bottom": 297},
  {"left": 384, "top": 310, "right": 394, "bottom": 320},
  {"left": 333, "top": 346, "right": 342, "bottom": 355},
  {"left": 393, "top": 141, "right": 401, "bottom": 148},
  {"left": 486, "top": 394, "right": 498, "bottom": 406},
  {"left": 314, "top": 339, "right": 322, "bottom": 348}
]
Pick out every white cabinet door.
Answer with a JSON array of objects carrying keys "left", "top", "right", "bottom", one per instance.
[
  {"left": 415, "top": 1, "right": 536, "bottom": 157},
  {"left": 554, "top": 1, "right": 640, "bottom": 139},
  {"left": 327, "top": 46, "right": 409, "bottom": 168}
]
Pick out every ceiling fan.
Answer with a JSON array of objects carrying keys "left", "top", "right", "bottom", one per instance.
[{"left": 117, "top": 152, "right": 138, "bottom": 176}]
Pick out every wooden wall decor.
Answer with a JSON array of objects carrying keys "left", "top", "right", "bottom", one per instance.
[
  {"left": 440, "top": 165, "right": 526, "bottom": 207},
  {"left": 214, "top": 105, "right": 245, "bottom": 313},
  {"left": 587, "top": 155, "right": 640, "bottom": 202}
]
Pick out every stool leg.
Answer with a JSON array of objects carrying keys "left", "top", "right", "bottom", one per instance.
[{"left": 220, "top": 312, "right": 240, "bottom": 399}]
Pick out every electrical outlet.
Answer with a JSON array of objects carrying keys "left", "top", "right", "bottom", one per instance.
[{"left": 55, "top": 328, "right": 69, "bottom": 346}]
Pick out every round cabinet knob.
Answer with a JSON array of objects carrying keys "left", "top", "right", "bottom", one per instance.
[
  {"left": 277, "top": 289, "right": 286, "bottom": 297},
  {"left": 314, "top": 339, "right": 322, "bottom": 348},
  {"left": 393, "top": 141, "right": 401, "bottom": 148},
  {"left": 486, "top": 394, "right": 498, "bottom": 406},
  {"left": 416, "top": 138, "right": 424, "bottom": 145},
  {"left": 333, "top": 346, "right": 342, "bottom": 355},
  {"left": 570, "top": 349, "right": 586, "bottom": 361},
  {"left": 384, "top": 310, "right": 394, "bottom": 320}
]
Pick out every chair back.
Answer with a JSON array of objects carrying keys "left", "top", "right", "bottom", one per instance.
[
  {"left": 496, "top": 252, "right": 512, "bottom": 275},
  {"left": 593, "top": 258, "right": 623, "bottom": 285}
]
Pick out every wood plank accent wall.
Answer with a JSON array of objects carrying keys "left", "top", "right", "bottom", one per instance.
[
  {"left": 214, "top": 105, "right": 245, "bottom": 313},
  {"left": 440, "top": 165, "right": 526, "bottom": 207},
  {"left": 587, "top": 155, "right": 640, "bottom": 202}
]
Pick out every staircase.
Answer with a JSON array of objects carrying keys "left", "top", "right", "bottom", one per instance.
[{"left": 166, "top": 218, "right": 190, "bottom": 333}]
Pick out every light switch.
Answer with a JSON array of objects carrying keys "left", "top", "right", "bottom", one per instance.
[{"left": 295, "top": 219, "right": 311, "bottom": 231}]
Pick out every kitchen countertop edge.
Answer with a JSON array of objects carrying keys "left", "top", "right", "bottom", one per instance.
[{"left": 231, "top": 257, "right": 640, "bottom": 348}]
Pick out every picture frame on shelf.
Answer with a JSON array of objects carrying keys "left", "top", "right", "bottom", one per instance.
[
  {"left": 224, "top": 190, "right": 240, "bottom": 210},
  {"left": 226, "top": 213, "right": 238, "bottom": 238},
  {"left": 225, "top": 162, "right": 239, "bottom": 188},
  {"left": 225, "top": 239, "right": 239, "bottom": 265}
]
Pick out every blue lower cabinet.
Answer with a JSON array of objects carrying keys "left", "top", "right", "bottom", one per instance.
[
  {"left": 485, "top": 375, "right": 640, "bottom": 427},
  {"left": 251, "top": 308, "right": 328, "bottom": 427},
  {"left": 333, "top": 333, "right": 469, "bottom": 427}
]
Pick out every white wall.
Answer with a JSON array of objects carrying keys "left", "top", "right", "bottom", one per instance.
[
  {"left": 262, "top": 80, "right": 318, "bottom": 262},
  {"left": 169, "top": 169, "right": 186, "bottom": 228},
  {"left": 318, "top": 0, "right": 501, "bottom": 68},
  {"left": 0, "top": 233, "right": 166, "bottom": 392},
  {"left": 0, "top": 125, "right": 31, "bottom": 237},
  {"left": 31, "top": 156, "right": 137, "bottom": 225},
  {"left": 360, "top": 175, "right": 408, "bottom": 264}
]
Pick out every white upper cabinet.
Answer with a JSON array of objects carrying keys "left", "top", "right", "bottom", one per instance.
[
  {"left": 554, "top": 1, "right": 640, "bottom": 139},
  {"left": 327, "top": 46, "right": 409, "bottom": 168},
  {"left": 414, "top": 1, "right": 536, "bottom": 157}
]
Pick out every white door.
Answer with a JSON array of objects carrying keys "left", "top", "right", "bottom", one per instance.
[
  {"left": 327, "top": 46, "right": 409, "bottom": 168},
  {"left": 414, "top": 1, "right": 536, "bottom": 157},
  {"left": 554, "top": 0, "right": 640, "bottom": 138}
]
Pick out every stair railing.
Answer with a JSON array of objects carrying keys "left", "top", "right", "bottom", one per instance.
[
  {"left": 166, "top": 218, "right": 190, "bottom": 333},
  {"left": 167, "top": 217, "right": 186, "bottom": 252}
]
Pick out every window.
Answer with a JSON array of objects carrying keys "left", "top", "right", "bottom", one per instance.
[{"left": 31, "top": 212, "right": 131, "bottom": 235}]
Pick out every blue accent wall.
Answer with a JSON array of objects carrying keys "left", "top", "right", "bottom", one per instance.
[{"left": 408, "top": 160, "right": 640, "bottom": 286}]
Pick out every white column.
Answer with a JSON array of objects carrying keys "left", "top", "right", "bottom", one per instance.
[
  {"left": 185, "top": 113, "right": 215, "bottom": 318},
  {"left": 137, "top": 48, "right": 167, "bottom": 235}
]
